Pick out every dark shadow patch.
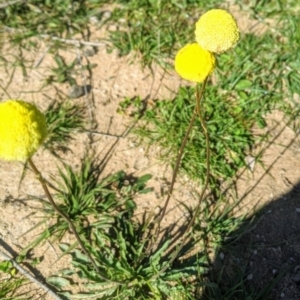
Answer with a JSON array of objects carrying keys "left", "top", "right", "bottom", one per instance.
[{"left": 202, "top": 182, "right": 300, "bottom": 300}]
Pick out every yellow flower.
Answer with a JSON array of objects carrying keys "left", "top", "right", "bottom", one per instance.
[
  {"left": 0, "top": 100, "right": 48, "bottom": 161},
  {"left": 175, "top": 43, "right": 215, "bottom": 83},
  {"left": 195, "top": 9, "right": 240, "bottom": 54}
]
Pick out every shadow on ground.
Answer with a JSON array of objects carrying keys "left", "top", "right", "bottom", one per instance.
[{"left": 203, "top": 181, "right": 300, "bottom": 300}]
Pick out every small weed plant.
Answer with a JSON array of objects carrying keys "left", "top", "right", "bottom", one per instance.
[{"left": 44, "top": 100, "right": 87, "bottom": 155}]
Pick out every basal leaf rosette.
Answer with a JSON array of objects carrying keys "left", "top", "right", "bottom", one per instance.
[
  {"left": 0, "top": 100, "right": 48, "bottom": 161},
  {"left": 195, "top": 9, "right": 240, "bottom": 54},
  {"left": 175, "top": 43, "right": 216, "bottom": 83}
]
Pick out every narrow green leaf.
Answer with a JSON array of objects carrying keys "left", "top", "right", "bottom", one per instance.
[
  {"left": 235, "top": 79, "right": 252, "bottom": 90},
  {"left": 47, "top": 276, "right": 70, "bottom": 289},
  {"left": 0, "top": 260, "right": 13, "bottom": 273}
]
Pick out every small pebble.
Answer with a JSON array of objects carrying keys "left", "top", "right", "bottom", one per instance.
[
  {"left": 123, "top": 180, "right": 130, "bottom": 186},
  {"left": 133, "top": 157, "right": 149, "bottom": 170},
  {"left": 118, "top": 18, "right": 126, "bottom": 24},
  {"left": 102, "top": 11, "right": 112, "bottom": 20},
  {"left": 107, "top": 24, "right": 118, "bottom": 31},
  {"left": 295, "top": 208, "right": 300, "bottom": 213},
  {"left": 247, "top": 273, "right": 253, "bottom": 281},
  {"left": 154, "top": 206, "right": 160, "bottom": 215},
  {"left": 129, "top": 142, "right": 137, "bottom": 147},
  {"left": 245, "top": 155, "right": 255, "bottom": 171},
  {"left": 219, "top": 252, "right": 225, "bottom": 260},
  {"left": 293, "top": 274, "right": 300, "bottom": 283},
  {"left": 68, "top": 85, "right": 85, "bottom": 98},
  {"left": 281, "top": 292, "right": 285, "bottom": 298},
  {"left": 89, "top": 16, "right": 99, "bottom": 24},
  {"left": 83, "top": 46, "right": 96, "bottom": 57}
]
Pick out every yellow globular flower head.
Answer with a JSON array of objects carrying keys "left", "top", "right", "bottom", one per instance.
[
  {"left": 0, "top": 100, "right": 48, "bottom": 161},
  {"left": 195, "top": 9, "right": 240, "bottom": 54},
  {"left": 175, "top": 43, "right": 216, "bottom": 83}
]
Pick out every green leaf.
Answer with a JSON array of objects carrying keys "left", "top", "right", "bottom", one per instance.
[
  {"left": 60, "top": 288, "right": 118, "bottom": 299},
  {"left": 73, "top": 249, "right": 90, "bottom": 264},
  {"left": 235, "top": 79, "right": 252, "bottom": 90},
  {"left": 139, "top": 187, "right": 153, "bottom": 194},
  {"left": 47, "top": 276, "right": 70, "bottom": 289},
  {"left": 150, "top": 239, "right": 170, "bottom": 266},
  {"left": 0, "top": 260, "right": 13, "bottom": 273},
  {"left": 60, "top": 268, "right": 75, "bottom": 276},
  {"left": 57, "top": 241, "right": 79, "bottom": 262},
  {"left": 257, "top": 117, "right": 267, "bottom": 128}
]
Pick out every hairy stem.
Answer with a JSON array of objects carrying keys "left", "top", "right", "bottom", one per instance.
[
  {"left": 155, "top": 78, "right": 208, "bottom": 230},
  {"left": 152, "top": 78, "right": 210, "bottom": 279}
]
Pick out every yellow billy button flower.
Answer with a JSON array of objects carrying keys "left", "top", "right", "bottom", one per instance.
[
  {"left": 0, "top": 100, "right": 48, "bottom": 161},
  {"left": 175, "top": 43, "right": 215, "bottom": 83},
  {"left": 195, "top": 9, "right": 240, "bottom": 54}
]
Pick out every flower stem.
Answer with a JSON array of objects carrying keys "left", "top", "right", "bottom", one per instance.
[
  {"left": 195, "top": 82, "right": 211, "bottom": 201},
  {"left": 27, "top": 158, "right": 117, "bottom": 284},
  {"left": 152, "top": 79, "right": 210, "bottom": 279},
  {"left": 155, "top": 110, "right": 196, "bottom": 223},
  {"left": 155, "top": 78, "right": 208, "bottom": 230}
]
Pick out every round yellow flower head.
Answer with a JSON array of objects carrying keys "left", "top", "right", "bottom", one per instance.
[
  {"left": 0, "top": 100, "right": 48, "bottom": 161},
  {"left": 175, "top": 43, "right": 215, "bottom": 83},
  {"left": 195, "top": 9, "right": 240, "bottom": 54}
]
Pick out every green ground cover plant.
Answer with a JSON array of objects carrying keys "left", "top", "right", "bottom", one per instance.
[
  {"left": 106, "top": 0, "right": 224, "bottom": 67},
  {"left": 134, "top": 85, "right": 254, "bottom": 184},
  {"left": 23, "top": 155, "right": 152, "bottom": 254},
  {"left": 44, "top": 100, "right": 87, "bottom": 155}
]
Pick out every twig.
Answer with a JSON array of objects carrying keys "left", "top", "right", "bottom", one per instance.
[
  {"left": 39, "top": 34, "right": 107, "bottom": 47},
  {"left": 32, "top": 46, "right": 50, "bottom": 68},
  {"left": 73, "top": 36, "right": 95, "bottom": 139},
  {"left": 0, "top": 248, "right": 62, "bottom": 300},
  {"left": 84, "top": 130, "right": 124, "bottom": 138},
  {"left": 66, "top": 15, "right": 95, "bottom": 142},
  {"left": 3, "top": 27, "right": 107, "bottom": 47}
]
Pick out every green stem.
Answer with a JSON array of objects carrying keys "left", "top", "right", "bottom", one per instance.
[
  {"left": 156, "top": 111, "right": 196, "bottom": 223},
  {"left": 28, "top": 158, "right": 119, "bottom": 284},
  {"left": 195, "top": 82, "right": 211, "bottom": 205},
  {"left": 152, "top": 78, "right": 210, "bottom": 279},
  {"left": 155, "top": 78, "right": 208, "bottom": 229}
]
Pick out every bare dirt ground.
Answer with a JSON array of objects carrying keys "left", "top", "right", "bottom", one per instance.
[{"left": 0, "top": 4, "right": 300, "bottom": 299}]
